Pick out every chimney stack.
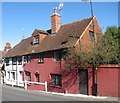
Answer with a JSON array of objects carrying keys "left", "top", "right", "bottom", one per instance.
[
  {"left": 51, "top": 7, "right": 60, "bottom": 34},
  {"left": 4, "top": 42, "right": 11, "bottom": 51}
]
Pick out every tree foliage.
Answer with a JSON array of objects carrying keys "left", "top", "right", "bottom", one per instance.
[{"left": 65, "top": 26, "right": 120, "bottom": 69}]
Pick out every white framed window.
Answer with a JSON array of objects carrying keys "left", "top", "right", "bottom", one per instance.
[
  {"left": 18, "top": 56, "right": 22, "bottom": 65},
  {"left": 38, "top": 53, "right": 44, "bottom": 63},
  {"left": 20, "top": 71, "right": 23, "bottom": 81},
  {"left": 23, "top": 56, "right": 28, "bottom": 64},
  {"left": 12, "top": 57, "right": 17, "bottom": 65},
  {"left": 5, "top": 58, "right": 9, "bottom": 66},
  {"left": 7, "top": 71, "right": 10, "bottom": 79},
  {"left": 11, "top": 72, "right": 15, "bottom": 80},
  {"left": 26, "top": 71, "right": 31, "bottom": 81},
  {"left": 33, "top": 35, "right": 39, "bottom": 45}
]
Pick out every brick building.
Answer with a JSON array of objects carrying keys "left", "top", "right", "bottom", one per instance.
[{"left": 3, "top": 8, "right": 119, "bottom": 97}]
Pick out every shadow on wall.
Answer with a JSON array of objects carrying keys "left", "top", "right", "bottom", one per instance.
[{"left": 47, "top": 67, "right": 78, "bottom": 93}]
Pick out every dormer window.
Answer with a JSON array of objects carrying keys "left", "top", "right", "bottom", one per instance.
[{"left": 33, "top": 35, "right": 39, "bottom": 45}]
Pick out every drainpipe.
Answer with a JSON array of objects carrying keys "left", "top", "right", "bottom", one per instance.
[{"left": 96, "top": 67, "right": 98, "bottom": 96}]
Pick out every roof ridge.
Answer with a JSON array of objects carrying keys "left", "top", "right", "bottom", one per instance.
[{"left": 61, "top": 17, "right": 93, "bottom": 27}]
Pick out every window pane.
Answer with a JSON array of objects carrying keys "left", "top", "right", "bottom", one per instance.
[
  {"left": 38, "top": 53, "right": 44, "bottom": 63},
  {"left": 34, "top": 35, "right": 39, "bottom": 45},
  {"left": 18, "top": 57, "right": 22, "bottom": 65},
  {"left": 12, "top": 57, "right": 17, "bottom": 65},
  {"left": 26, "top": 72, "right": 31, "bottom": 81},
  {"left": 20, "top": 71, "right": 23, "bottom": 81},
  {"left": 89, "top": 31, "right": 94, "bottom": 41},
  {"left": 7, "top": 71, "right": 10, "bottom": 79},
  {"left": 51, "top": 74, "right": 62, "bottom": 86},
  {"left": 5, "top": 58, "right": 9, "bottom": 66},
  {"left": 11, "top": 72, "right": 15, "bottom": 80},
  {"left": 54, "top": 51, "right": 61, "bottom": 61},
  {"left": 35, "top": 73, "right": 39, "bottom": 82}
]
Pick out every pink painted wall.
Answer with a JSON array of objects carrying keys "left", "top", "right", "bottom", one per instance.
[
  {"left": 24, "top": 54, "right": 120, "bottom": 97},
  {"left": 97, "top": 65, "right": 120, "bottom": 97},
  {"left": 88, "top": 65, "right": 120, "bottom": 97},
  {"left": 24, "top": 51, "right": 79, "bottom": 94}
]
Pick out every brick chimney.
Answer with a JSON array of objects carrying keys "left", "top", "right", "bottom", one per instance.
[
  {"left": 51, "top": 7, "right": 60, "bottom": 34},
  {"left": 4, "top": 42, "right": 11, "bottom": 51}
]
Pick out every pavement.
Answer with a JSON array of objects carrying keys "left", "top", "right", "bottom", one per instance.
[{"left": 34, "top": 89, "right": 119, "bottom": 101}]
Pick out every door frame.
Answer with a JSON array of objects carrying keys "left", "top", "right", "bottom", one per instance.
[{"left": 78, "top": 69, "right": 88, "bottom": 95}]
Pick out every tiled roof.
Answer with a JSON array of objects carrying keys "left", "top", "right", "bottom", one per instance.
[{"left": 4, "top": 17, "right": 93, "bottom": 58}]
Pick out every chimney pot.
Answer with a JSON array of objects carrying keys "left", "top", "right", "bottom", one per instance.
[
  {"left": 4, "top": 42, "right": 11, "bottom": 51},
  {"left": 53, "top": 7, "right": 57, "bottom": 13}
]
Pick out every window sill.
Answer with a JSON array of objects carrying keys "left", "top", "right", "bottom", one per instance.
[
  {"left": 50, "top": 84, "right": 62, "bottom": 88},
  {"left": 18, "top": 64, "right": 22, "bottom": 65},
  {"left": 12, "top": 64, "right": 17, "bottom": 65},
  {"left": 38, "top": 62, "right": 44, "bottom": 64}
]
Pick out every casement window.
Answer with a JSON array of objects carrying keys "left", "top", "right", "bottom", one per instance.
[
  {"left": 35, "top": 73, "right": 40, "bottom": 82},
  {"left": 54, "top": 51, "right": 62, "bottom": 61},
  {"left": 12, "top": 57, "right": 17, "bottom": 65},
  {"left": 23, "top": 56, "right": 31, "bottom": 63},
  {"left": 23, "top": 56, "right": 27, "bottom": 63},
  {"left": 89, "top": 31, "right": 94, "bottom": 41},
  {"left": 38, "top": 53, "right": 44, "bottom": 63},
  {"left": 11, "top": 72, "right": 15, "bottom": 80},
  {"left": 17, "top": 56, "right": 22, "bottom": 65},
  {"left": 26, "top": 72, "right": 31, "bottom": 81},
  {"left": 20, "top": 71, "right": 23, "bottom": 81},
  {"left": 51, "top": 74, "right": 62, "bottom": 86},
  {"left": 33, "top": 35, "right": 39, "bottom": 45},
  {"left": 28, "top": 56, "right": 31, "bottom": 63},
  {"left": 7, "top": 71, "right": 10, "bottom": 79},
  {"left": 5, "top": 58, "right": 9, "bottom": 66}
]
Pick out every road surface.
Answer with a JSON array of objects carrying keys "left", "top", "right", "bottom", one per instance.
[{"left": 1, "top": 84, "right": 118, "bottom": 101}]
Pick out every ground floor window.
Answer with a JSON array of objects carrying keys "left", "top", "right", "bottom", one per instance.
[
  {"left": 7, "top": 71, "right": 10, "bottom": 79},
  {"left": 11, "top": 72, "right": 15, "bottom": 80},
  {"left": 35, "top": 73, "right": 40, "bottom": 82},
  {"left": 26, "top": 71, "right": 31, "bottom": 81},
  {"left": 20, "top": 71, "right": 23, "bottom": 81},
  {"left": 51, "top": 74, "right": 62, "bottom": 86}
]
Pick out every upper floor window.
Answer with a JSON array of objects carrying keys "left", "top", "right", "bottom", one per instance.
[
  {"left": 23, "top": 55, "right": 31, "bottom": 64},
  {"left": 54, "top": 51, "right": 63, "bottom": 61},
  {"left": 12, "top": 57, "right": 17, "bottom": 65},
  {"left": 17, "top": 56, "right": 22, "bottom": 65},
  {"left": 33, "top": 35, "right": 39, "bottom": 45},
  {"left": 28, "top": 56, "right": 31, "bottom": 63},
  {"left": 51, "top": 74, "right": 62, "bottom": 86},
  {"left": 5, "top": 58, "right": 9, "bottom": 66},
  {"left": 23, "top": 56, "right": 27, "bottom": 64},
  {"left": 89, "top": 31, "right": 94, "bottom": 41},
  {"left": 38, "top": 53, "right": 44, "bottom": 63}
]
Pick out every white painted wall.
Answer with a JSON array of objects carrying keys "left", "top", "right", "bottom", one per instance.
[{"left": 4, "top": 57, "right": 24, "bottom": 87}]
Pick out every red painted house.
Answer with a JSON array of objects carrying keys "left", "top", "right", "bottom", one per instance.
[{"left": 4, "top": 8, "right": 120, "bottom": 97}]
